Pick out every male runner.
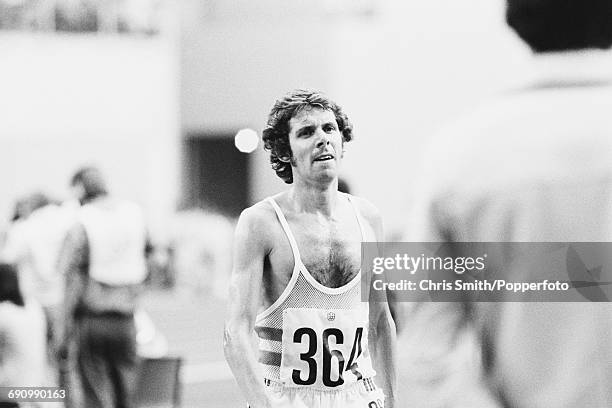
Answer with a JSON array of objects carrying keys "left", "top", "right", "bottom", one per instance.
[{"left": 224, "top": 89, "right": 396, "bottom": 408}]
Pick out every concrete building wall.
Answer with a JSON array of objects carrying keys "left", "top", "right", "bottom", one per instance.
[
  {"left": 327, "top": 0, "right": 531, "bottom": 233},
  {"left": 0, "top": 33, "right": 180, "bottom": 239}
]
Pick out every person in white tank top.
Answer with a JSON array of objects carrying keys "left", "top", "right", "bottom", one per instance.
[{"left": 224, "top": 90, "right": 396, "bottom": 408}]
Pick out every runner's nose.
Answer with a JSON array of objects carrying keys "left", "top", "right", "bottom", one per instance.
[{"left": 315, "top": 130, "right": 331, "bottom": 148}]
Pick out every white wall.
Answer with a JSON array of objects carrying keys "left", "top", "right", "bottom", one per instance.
[
  {"left": 329, "top": 0, "right": 532, "bottom": 233},
  {"left": 0, "top": 33, "right": 180, "bottom": 239}
]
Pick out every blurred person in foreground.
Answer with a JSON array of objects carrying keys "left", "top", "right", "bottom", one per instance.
[
  {"left": 58, "top": 167, "right": 148, "bottom": 408},
  {"left": 0, "top": 263, "right": 50, "bottom": 408},
  {"left": 403, "top": 0, "right": 612, "bottom": 407},
  {"left": 224, "top": 89, "right": 396, "bottom": 408}
]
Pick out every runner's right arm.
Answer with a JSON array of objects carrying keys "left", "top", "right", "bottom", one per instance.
[{"left": 224, "top": 206, "right": 274, "bottom": 408}]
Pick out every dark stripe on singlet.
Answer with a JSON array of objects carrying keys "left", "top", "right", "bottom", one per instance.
[
  {"left": 258, "top": 351, "right": 282, "bottom": 366},
  {"left": 254, "top": 326, "right": 283, "bottom": 341}
]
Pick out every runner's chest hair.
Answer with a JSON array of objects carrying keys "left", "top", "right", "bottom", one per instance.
[{"left": 290, "top": 215, "right": 362, "bottom": 288}]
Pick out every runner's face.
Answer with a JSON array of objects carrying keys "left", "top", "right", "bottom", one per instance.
[{"left": 287, "top": 108, "right": 343, "bottom": 183}]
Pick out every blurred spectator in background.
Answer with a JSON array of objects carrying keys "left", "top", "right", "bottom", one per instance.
[
  {"left": 1, "top": 0, "right": 163, "bottom": 34},
  {"left": 0, "top": 196, "right": 33, "bottom": 254},
  {"left": 55, "top": 0, "right": 98, "bottom": 32},
  {"left": 117, "top": 0, "right": 163, "bottom": 34},
  {"left": 9, "top": 193, "right": 47, "bottom": 222},
  {"left": 0, "top": 192, "right": 77, "bottom": 356},
  {"left": 142, "top": 242, "right": 173, "bottom": 289},
  {"left": 404, "top": 0, "right": 612, "bottom": 407},
  {"left": 0, "top": 263, "right": 50, "bottom": 406},
  {"left": 0, "top": 0, "right": 29, "bottom": 30},
  {"left": 1, "top": 194, "right": 48, "bottom": 272},
  {"left": 2, "top": 193, "right": 52, "bottom": 295},
  {"left": 58, "top": 167, "right": 148, "bottom": 408},
  {"left": 168, "top": 209, "right": 233, "bottom": 298}
]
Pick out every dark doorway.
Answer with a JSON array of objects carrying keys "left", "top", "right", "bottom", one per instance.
[{"left": 182, "top": 134, "right": 249, "bottom": 217}]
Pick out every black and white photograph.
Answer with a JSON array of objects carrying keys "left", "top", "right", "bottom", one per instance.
[{"left": 1, "top": 0, "right": 612, "bottom": 407}]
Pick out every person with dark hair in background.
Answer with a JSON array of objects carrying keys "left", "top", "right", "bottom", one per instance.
[
  {"left": 0, "top": 263, "right": 49, "bottom": 408},
  {"left": 58, "top": 167, "right": 148, "bottom": 408},
  {"left": 403, "top": 1, "right": 612, "bottom": 407},
  {"left": 224, "top": 89, "right": 395, "bottom": 408},
  {"left": 70, "top": 167, "right": 109, "bottom": 205}
]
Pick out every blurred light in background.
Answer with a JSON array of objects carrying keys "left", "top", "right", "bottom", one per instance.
[{"left": 234, "top": 128, "right": 259, "bottom": 153}]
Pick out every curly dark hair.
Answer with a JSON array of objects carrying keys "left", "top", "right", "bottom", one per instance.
[{"left": 262, "top": 89, "right": 353, "bottom": 184}]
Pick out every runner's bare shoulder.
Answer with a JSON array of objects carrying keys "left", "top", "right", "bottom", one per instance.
[
  {"left": 235, "top": 199, "right": 280, "bottom": 254},
  {"left": 344, "top": 194, "right": 382, "bottom": 238}
]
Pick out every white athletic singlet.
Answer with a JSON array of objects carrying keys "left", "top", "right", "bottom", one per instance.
[{"left": 255, "top": 195, "right": 378, "bottom": 398}]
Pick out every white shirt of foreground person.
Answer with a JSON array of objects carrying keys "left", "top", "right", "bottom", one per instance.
[{"left": 403, "top": 50, "right": 612, "bottom": 408}]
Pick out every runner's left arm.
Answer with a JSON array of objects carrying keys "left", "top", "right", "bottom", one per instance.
[{"left": 364, "top": 204, "right": 397, "bottom": 408}]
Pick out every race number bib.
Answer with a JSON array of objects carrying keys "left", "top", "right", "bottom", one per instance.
[{"left": 280, "top": 307, "right": 371, "bottom": 388}]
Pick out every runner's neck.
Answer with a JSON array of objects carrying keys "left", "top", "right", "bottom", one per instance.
[{"left": 288, "top": 180, "right": 341, "bottom": 217}]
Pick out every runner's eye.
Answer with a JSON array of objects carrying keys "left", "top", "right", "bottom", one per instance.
[{"left": 299, "top": 127, "right": 314, "bottom": 137}]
